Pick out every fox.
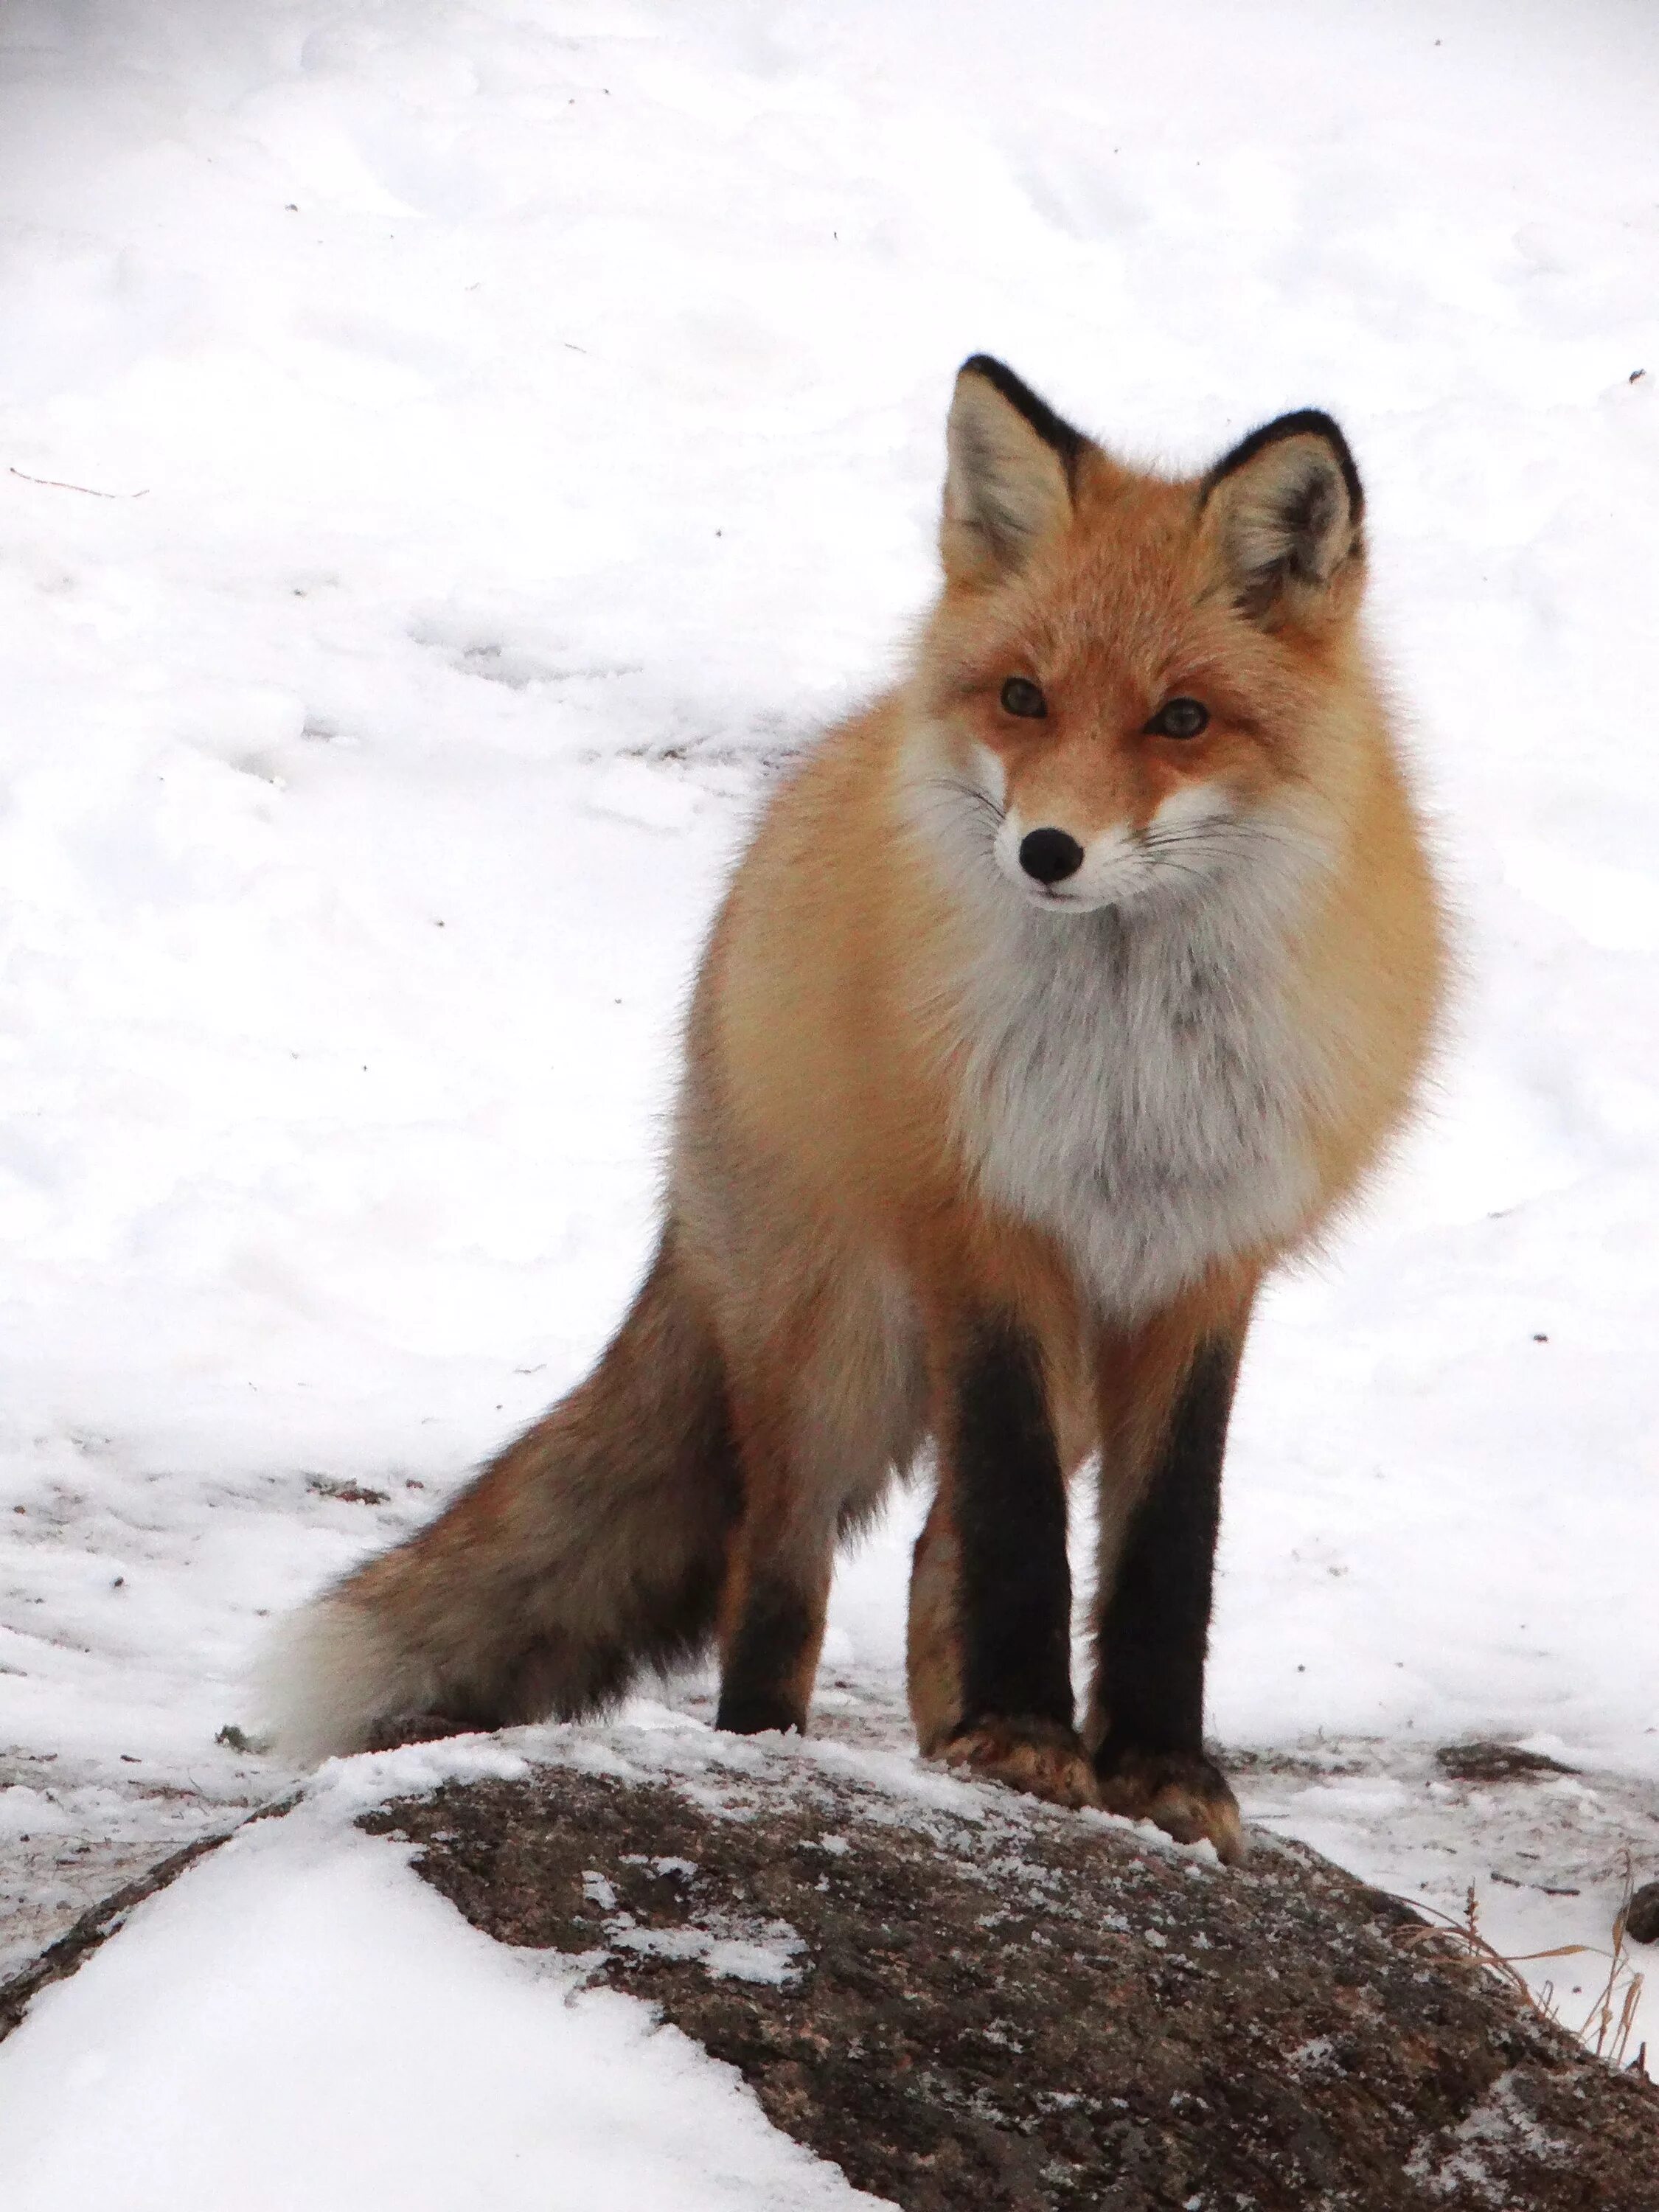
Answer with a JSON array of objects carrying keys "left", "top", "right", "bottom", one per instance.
[{"left": 265, "top": 357, "right": 1447, "bottom": 1864}]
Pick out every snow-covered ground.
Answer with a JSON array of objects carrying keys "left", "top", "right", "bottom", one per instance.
[{"left": 1, "top": 0, "right": 1657, "bottom": 2191}]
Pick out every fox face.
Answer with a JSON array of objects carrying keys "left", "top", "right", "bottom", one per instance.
[{"left": 908, "top": 359, "right": 1368, "bottom": 918}]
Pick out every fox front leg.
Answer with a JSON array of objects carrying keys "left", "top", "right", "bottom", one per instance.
[
  {"left": 1088, "top": 1292, "right": 1256, "bottom": 1864},
  {"left": 907, "top": 1316, "right": 1097, "bottom": 1810}
]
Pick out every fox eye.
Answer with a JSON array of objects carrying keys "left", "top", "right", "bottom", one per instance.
[
  {"left": 1146, "top": 696, "right": 1209, "bottom": 740},
  {"left": 1000, "top": 676, "right": 1047, "bottom": 719}
]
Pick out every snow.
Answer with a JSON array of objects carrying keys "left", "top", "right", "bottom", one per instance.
[
  {"left": 0, "top": 1767, "right": 886, "bottom": 2212},
  {"left": 1, "top": 0, "right": 1658, "bottom": 2177}
]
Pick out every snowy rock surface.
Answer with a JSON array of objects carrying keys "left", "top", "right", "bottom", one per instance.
[
  {"left": 5, "top": 1719, "right": 1655, "bottom": 2211},
  {"left": 369, "top": 1730, "right": 1659, "bottom": 2210}
]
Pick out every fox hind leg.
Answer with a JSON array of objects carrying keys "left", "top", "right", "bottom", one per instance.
[
  {"left": 712, "top": 1261, "right": 922, "bottom": 1738},
  {"left": 712, "top": 1363, "right": 838, "bottom": 1735}
]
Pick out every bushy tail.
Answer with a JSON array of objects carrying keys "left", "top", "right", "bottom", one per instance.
[{"left": 262, "top": 1228, "right": 739, "bottom": 1762}]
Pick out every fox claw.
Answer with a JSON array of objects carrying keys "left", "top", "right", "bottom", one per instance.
[
  {"left": 942, "top": 1719, "right": 1102, "bottom": 1810},
  {"left": 1094, "top": 1748, "right": 1246, "bottom": 1865}
]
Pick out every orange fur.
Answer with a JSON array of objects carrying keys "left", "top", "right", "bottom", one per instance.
[{"left": 268, "top": 362, "right": 1445, "bottom": 1857}]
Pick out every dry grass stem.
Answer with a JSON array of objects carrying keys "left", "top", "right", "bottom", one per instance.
[{"left": 1391, "top": 1863, "right": 1646, "bottom": 2074}]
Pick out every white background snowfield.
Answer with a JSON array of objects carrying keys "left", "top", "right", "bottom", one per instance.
[{"left": 1, "top": 0, "right": 1656, "bottom": 2202}]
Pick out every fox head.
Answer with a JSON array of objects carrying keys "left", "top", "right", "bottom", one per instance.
[{"left": 908, "top": 356, "right": 1371, "bottom": 917}]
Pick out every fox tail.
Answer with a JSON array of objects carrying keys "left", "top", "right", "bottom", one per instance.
[{"left": 260, "top": 1229, "right": 738, "bottom": 1762}]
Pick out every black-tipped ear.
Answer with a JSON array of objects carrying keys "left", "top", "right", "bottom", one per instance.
[
  {"left": 942, "top": 357, "right": 1083, "bottom": 585},
  {"left": 1202, "top": 410, "right": 1364, "bottom": 623}
]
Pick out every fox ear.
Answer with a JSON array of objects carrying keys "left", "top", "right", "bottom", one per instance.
[
  {"left": 1202, "top": 411, "right": 1364, "bottom": 624},
  {"left": 942, "top": 356, "right": 1082, "bottom": 585}
]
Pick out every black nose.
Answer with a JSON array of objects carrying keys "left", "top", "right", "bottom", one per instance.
[{"left": 1018, "top": 827, "right": 1085, "bottom": 885}]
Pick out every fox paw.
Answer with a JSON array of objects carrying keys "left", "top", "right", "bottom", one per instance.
[
  {"left": 1093, "top": 1747, "right": 1245, "bottom": 1865},
  {"left": 942, "top": 1718, "right": 1101, "bottom": 1810},
  {"left": 362, "top": 1711, "right": 481, "bottom": 1753}
]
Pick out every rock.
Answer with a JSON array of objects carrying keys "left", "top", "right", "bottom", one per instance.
[
  {"left": 305, "top": 1475, "right": 389, "bottom": 1505},
  {"left": 1433, "top": 1741, "right": 1578, "bottom": 1784},
  {"left": 361, "top": 1739, "right": 1659, "bottom": 2211},
  {"left": 1629, "top": 1880, "right": 1659, "bottom": 1947}
]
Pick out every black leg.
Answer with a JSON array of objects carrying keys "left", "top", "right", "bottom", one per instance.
[
  {"left": 1094, "top": 1335, "right": 1239, "bottom": 1761},
  {"left": 1091, "top": 1334, "right": 1247, "bottom": 1860},
  {"left": 713, "top": 1374, "right": 832, "bottom": 1738},
  {"left": 953, "top": 1319, "right": 1074, "bottom": 1732},
  {"left": 716, "top": 1576, "right": 818, "bottom": 1736}
]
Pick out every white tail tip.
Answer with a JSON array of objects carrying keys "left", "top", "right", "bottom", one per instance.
[{"left": 252, "top": 1595, "right": 434, "bottom": 1767}]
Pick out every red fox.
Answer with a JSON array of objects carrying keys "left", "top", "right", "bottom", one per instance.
[{"left": 268, "top": 358, "right": 1446, "bottom": 1863}]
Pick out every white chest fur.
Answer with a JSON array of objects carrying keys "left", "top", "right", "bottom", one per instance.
[{"left": 947, "top": 875, "right": 1323, "bottom": 1316}]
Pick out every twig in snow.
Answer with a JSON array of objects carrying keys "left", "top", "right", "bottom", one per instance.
[{"left": 9, "top": 465, "right": 150, "bottom": 500}]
